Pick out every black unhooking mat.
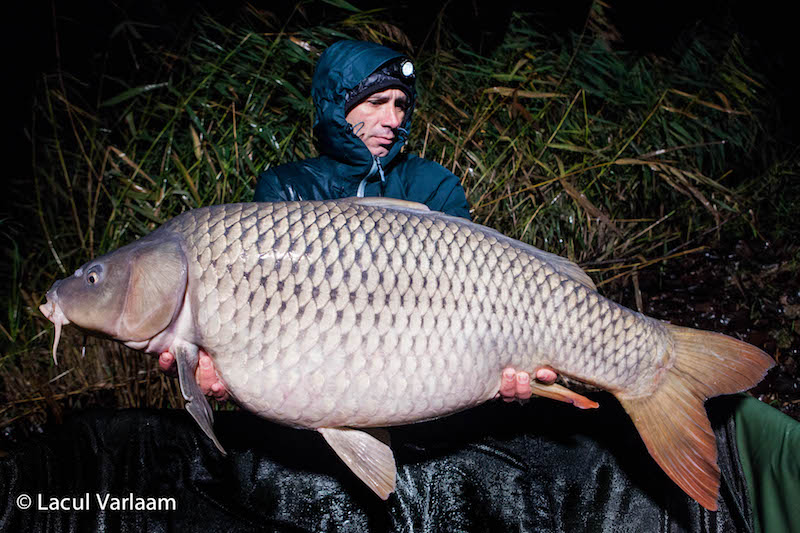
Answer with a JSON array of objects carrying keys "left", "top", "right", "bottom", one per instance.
[{"left": 0, "top": 395, "right": 752, "bottom": 532}]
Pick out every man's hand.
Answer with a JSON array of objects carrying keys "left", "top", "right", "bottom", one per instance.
[
  {"left": 497, "top": 367, "right": 558, "bottom": 402},
  {"left": 159, "top": 350, "right": 230, "bottom": 401}
]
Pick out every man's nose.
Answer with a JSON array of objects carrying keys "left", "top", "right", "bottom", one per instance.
[{"left": 381, "top": 104, "right": 402, "bottom": 129}]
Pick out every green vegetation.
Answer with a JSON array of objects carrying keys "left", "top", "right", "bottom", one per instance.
[{"left": 2, "top": 3, "right": 794, "bottom": 433}]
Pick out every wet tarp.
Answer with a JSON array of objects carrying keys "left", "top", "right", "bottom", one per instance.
[{"left": 0, "top": 394, "right": 762, "bottom": 532}]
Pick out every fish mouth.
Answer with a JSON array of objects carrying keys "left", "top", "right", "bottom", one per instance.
[{"left": 39, "top": 287, "right": 70, "bottom": 366}]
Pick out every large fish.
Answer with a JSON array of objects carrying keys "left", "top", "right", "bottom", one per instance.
[{"left": 39, "top": 198, "right": 773, "bottom": 510}]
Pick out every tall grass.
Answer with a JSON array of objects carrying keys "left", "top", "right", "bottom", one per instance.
[{"left": 1, "top": 2, "right": 780, "bottom": 434}]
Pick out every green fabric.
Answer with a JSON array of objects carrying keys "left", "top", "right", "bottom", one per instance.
[
  {"left": 254, "top": 40, "right": 471, "bottom": 219},
  {"left": 735, "top": 394, "right": 800, "bottom": 533}
]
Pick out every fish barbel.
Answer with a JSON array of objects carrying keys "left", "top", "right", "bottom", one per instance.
[{"left": 39, "top": 198, "right": 773, "bottom": 510}]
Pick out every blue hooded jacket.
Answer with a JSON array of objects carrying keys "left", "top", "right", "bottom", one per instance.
[{"left": 253, "top": 40, "right": 471, "bottom": 220}]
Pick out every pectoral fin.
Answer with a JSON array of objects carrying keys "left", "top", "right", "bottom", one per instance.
[
  {"left": 318, "top": 427, "right": 396, "bottom": 499},
  {"left": 529, "top": 381, "right": 599, "bottom": 409},
  {"left": 174, "top": 343, "right": 227, "bottom": 455}
]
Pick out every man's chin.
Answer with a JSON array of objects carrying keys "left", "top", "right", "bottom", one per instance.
[{"left": 370, "top": 147, "right": 391, "bottom": 157}]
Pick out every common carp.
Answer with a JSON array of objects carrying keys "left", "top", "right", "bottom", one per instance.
[{"left": 39, "top": 198, "right": 773, "bottom": 510}]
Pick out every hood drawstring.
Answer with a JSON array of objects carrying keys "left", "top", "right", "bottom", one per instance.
[
  {"left": 396, "top": 126, "right": 409, "bottom": 143},
  {"left": 376, "top": 157, "right": 386, "bottom": 195},
  {"left": 356, "top": 156, "right": 387, "bottom": 197}
]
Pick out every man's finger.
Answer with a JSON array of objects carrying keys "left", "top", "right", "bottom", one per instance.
[
  {"left": 159, "top": 352, "right": 177, "bottom": 375},
  {"left": 514, "top": 372, "right": 532, "bottom": 400},
  {"left": 499, "top": 368, "right": 517, "bottom": 402},
  {"left": 535, "top": 368, "right": 558, "bottom": 385},
  {"left": 195, "top": 356, "right": 216, "bottom": 393},
  {"left": 195, "top": 354, "right": 231, "bottom": 401},
  {"left": 210, "top": 382, "right": 230, "bottom": 402}
]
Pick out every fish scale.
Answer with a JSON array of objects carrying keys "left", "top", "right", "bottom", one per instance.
[
  {"left": 41, "top": 197, "right": 774, "bottom": 508},
  {"left": 161, "top": 201, "right": 667, "bottom": 429}
]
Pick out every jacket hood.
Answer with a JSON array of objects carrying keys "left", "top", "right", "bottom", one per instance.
[{"left": 312, "top": 40, "right": 416, "bottom": 177}]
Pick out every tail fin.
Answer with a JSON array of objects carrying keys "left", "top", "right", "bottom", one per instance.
[{"left": 617, "top": 324, "right": 774, "bottom": 511}]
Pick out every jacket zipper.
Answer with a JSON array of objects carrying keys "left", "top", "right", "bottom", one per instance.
[{"left": 356, "top": 156, "right": 386, "bottom": 197}]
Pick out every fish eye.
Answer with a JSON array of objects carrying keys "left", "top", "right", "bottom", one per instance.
[{"left": 87, "top": 271, "right": 100, "bottom": 285}]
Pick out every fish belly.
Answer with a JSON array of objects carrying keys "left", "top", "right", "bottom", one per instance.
[{"left": 171, "top": 201, "right": 670, "bottom": 429}]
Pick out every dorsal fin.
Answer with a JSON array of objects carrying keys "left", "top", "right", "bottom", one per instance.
[
  {"left": 521, "top": 245, "right": 597, "bottom": 291},
  {"left": 436, "top": 213, "right": 597, "bottom": 291},
  {"left": 347, "top": 197, "right": 430, "bottom": 212},
  {"left": 346, "top": 197, "right": 595, "bottom": 291}
]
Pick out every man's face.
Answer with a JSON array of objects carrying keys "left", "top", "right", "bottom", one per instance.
[{"left": 345, "top": 88, "right": 409, "bottom": 157}]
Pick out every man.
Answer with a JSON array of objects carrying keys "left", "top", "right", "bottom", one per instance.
[
  {"left": 252, "top": 39, "right": 469, "bottom": 214},
  {"left": 159, "top": 40, "right": 552, "bottom": 400}
]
